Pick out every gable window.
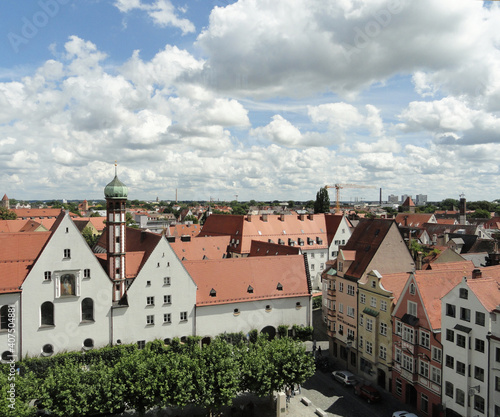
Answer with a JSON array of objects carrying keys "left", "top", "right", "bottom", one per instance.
[
  {"left": 146, "top": 296, "right": 154, "bottom": 306},
  {"left": 277, "top": 283, "right": 283, "bottom": 291},
  {"left": 247, "top": 285, "right": 253, "bottom": 293},
  {"left": 81, "top": 298, "right": 94, "bottom": 322},
  {"left": 459, "top": 288, "right": 468, "bottom": 299},
  {"left": 475, "top": 311, "right": 485, "bottom": 326},
  {"left": 446, "top": 303, "right": 456, "bottom": 317},
  {"left": 338, "top": 262, "right": 343, "bottom": 272},
  {"left": 410, "top": 283, "right": 415, "bottom": 295},
  {"left": 210, "top": 288, "right": 216, "bottom": 297},
  {"left": 44, "top": 271, "right": 52, "bottom": 281},
  {"left": 460, "top": 307, "right": 470, "bottom": 322},
  {"left": 408, "top": 301, "right": 417, "bottom": 317},
  {"left": 63, "top": 249, "right": 71, "bottom": 259},
  {"left": 163, "top": 277, "right": 171, "bottom": 286},
  {"left": 41, "top": 302, "right": 54, "bottom": 326},
  {"left": 83, "top": 269, "right": 90, "bottom": 279}
]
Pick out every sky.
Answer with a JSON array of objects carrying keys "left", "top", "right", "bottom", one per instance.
[{"left": 1, "top": 0, "right": 500, "bottom": 203}]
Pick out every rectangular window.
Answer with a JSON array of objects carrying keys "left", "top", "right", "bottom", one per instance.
[
  {"left": 460, "top": 307, "right": 471, "bottom": 322},
  {"left": 446, "top": 303, "right": 456, "bottom": 317},
  {"left": 495, "top": 376, "right": 500, "bottom": 392},
  {"left": 371, "top": 297, "right": 377, "bottom": 308},
  {"left": 146, "top": 315, "right": 154, "bottom": 325},
  {"left": 360, "top": 293, "right": 366, "bottom": 304},
  {"left": 44, "top": 271, "right": 52, "bottom": 281},
  {"left": 474, "top": 366, "right": 484, "bottom": 382},
  {"left": 456, "top": 361, "right": 465, "bottom": 376},
  {"left": 432, "top": 347, "right": 442, "bottom": 363},
  {"left": 421, "top": 394, "right": 429, "bottom": 414},
  {"left": 339, "top": 282, "right": 343, "bottom": 292},
  {"left": 475, "top": 311, "right": 485, "bottom": 326},
  {"left": 163, "top": 313, "right": 171, "bottom": 323},
  {"left": 163, "top": 295, "right": 171, "bottom": 304},
  {"left": 459, "top": 288, "right": 468, "bottom": 299},
  {"left": 475, "top": 338, "right": 485, "bottom": 353},
  {"left": 402, "top": 326, "right": 414, "bottom": 344},
  {"left": 431, "top": 366, "right": 441, "bottom": 384},
  {"left": 338, "top": 324, "right": 344, "bottom": 335},
  {"left": 419, "top": 360, "right": 429, "bottom": 378},
  {"left": 380, "top": 322, "right": 388, "bottom": 336},
  {"left": 366, "top": 318, "right": 373, "bottom": 332},
  {"left": 408, "top": 301, "right": 417, "bottom": 316},
  {"left": 359, "top": 335, "right": 363, "bottom": 348},
  {"left": 396, "top": 379, "right": 402, "bottom": 396},
  {"left": 347, "top": 285, "right": 355, "bottom": 296},
  {"left": 445, "top": 381, "right": 453, "bottom": 398},
  {"left": 456, "top": 389, "right": 465, "bottom": 406},
  {"left": 379, "top": 345, "right": 387, "bottom": 360},
  {"left": 339, "top": 303, "right": 344, "bottom": 313},
  {"left": 396, "top": 321, "right": 402, "bottom": 335},
  {"left": 420, "top": 331, "right": 430, "bottom": 349},
  {"left": 360, "top": 315, "right": 364, "bottom": 327},
  {"left": 457, "top": 334, "right": 466, "bottom": 348},
  {"left": 347, "top": 329, "right": 355, "bottom": 340},
  {"left": 474, "top": 395, "right": 485, "bottom": 413},
  {"left": 146, "top": 296, "right": 154, "bottom": 306},
  {"left": 64, "top": 249, "right": 71, "bottom": 259},
  {"left": 497, "top": 347, "right": 500, "bottom": 363},
  {"left": 402, "top": 354, "right": 413, "bottom": 372},
  {"left": 445, "top": 355, "right": 454, "bottom": 368},
  {"left": 380, "top": 300, "right": 387, "bottom": 312},
  {"left": 180, "top": 311, "right": 188, "bottom": 321},
  {"left": 83, "top": 268, "right": 91, "bottom": 278},
  {"left": 395, "top": 347, "right": 401, "bottom": 364},
  {"left": 347, "top": 306, "right": 355, "bottom": 318},
  {"left": 163, "top": 276, "right": 171, "bottom": 286},
  {"left": 446, "top": 329, "right": 454, "bottom": 342},
  {"left": 311, "top": 264, "right": 315, "bottom": 271},
  {"left": 137, "top": 340, "right": 146, "bottom": 349},
  {"left": 366, "top": 341, "right": 373, "bottom": 355}
]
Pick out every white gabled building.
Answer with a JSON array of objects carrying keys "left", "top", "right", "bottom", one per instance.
[{"left": 441, "top": 266, "right": 500, "bottom": 417}]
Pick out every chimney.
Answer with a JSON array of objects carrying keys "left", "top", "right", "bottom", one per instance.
[
  {"left": 247, "top": 214, "right": 252, "bottom": 222},
  {"left": 459, "top": 194, "right": 466, "bottom": 225},
  {"left": 280, "top": 213, "right": 285, "bottom": 221},
  {"left": 308, "top": 214, "right": 314, "bottom": 221},
  {"left": 262, "top": 214, "right": 268, "bottom": 222},
  {"left": 416, "top": 252, "right": 423, "bottom": 270},
  {"left": 299, "top": 214, "right": 305, "bottom": 221},
  {"left": 472, "top": 269, "right": 482, "bottom": 279}
]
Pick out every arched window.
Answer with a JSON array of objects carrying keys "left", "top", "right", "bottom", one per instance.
[
  {"left": 41, "top": 302, "right": 54, "bottom": 326},
  {"left": 0, "top": 305, "right": 9, "bottom": 330},
  {"left": 81, "top": 298, "right": 94, "bottom": 322}
]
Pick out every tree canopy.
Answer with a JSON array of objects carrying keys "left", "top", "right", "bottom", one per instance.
[
  {"left": 314, "top": 187, "right": 330, "bottom": 213},
  {"left": 0, "top": 206, "right": 17, "bottom": 220}
]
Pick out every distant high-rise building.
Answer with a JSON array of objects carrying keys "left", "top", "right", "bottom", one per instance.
[
  {"left": 388, "top": 194, "right": 398, "bottom": 204},
  {"left": 415, "top": 194, "right": 427, "bottom": 206}
]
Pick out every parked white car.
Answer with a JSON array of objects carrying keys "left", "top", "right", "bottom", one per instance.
[{"left": 331, "top": 370, "right": 357, "bottom": 386}]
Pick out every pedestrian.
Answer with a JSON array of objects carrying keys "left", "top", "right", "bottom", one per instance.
[{"left": 318, "top": 345, "right": 322, "bottom": 356}]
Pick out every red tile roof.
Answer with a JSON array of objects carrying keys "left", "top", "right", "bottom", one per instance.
[
  {"left": 395, "top": 213, "right": 434, "bottom": 227},
  {"left": 467, "top": 265, "right": 500, "bottom": 312},
  {"left": 169, "top": 223, "right": 201, "bottom": 238},
  {"left": 183, "top": 255, "right": 310, "bottom": 306},
  {"left": 0, "top": 232, "right": 51, "bottom": 293},
  {"left": 0, "top": 219, "right": 50, "bottom": 233},
  {"left": 249, "top": 240, "right": 301, "bottom": 257},
  {"left": 170, "top": 236, "right": 231, "bottom": 260},
  {"left": 12, "top": 208, "right": 78, "bottom": 219},
  {"left": 200, "top": 214, "right": 328, "bottom": 254},
  {"left": 378, "top": 272, "right": 410, "bottom": 305}
]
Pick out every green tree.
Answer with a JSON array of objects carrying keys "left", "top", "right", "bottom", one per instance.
[
  {"left": 438, "top": 198, "right": 459, "bottom": 211},
  {"left": 81, "top": 227, "right": 100, "bottom": 248},
  {"left": 0, "top": 207, "right": 17, "bottom": 219},
  {"left": 183, "top": 215, "right": 199, "bottom": 224},
  {"left": 314, "top": 187, "right": 330, "bottom": 213},
  {"left": 469, "top": 209, "right": 491, "bottom": 219}
]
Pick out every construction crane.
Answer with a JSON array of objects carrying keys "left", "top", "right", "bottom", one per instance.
[{"left": 325, "top": 184, "right": 377, "bottom": 213}]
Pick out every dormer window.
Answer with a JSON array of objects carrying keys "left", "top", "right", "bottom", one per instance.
[
  {"left": 277, "top": 283, "right": 283, "bottom": 291},
  {"left": 210, "top": 288, "right": 216, "bottom": 297},
  {"left": 247, "top": 285, "right": 254, "bottom": 293}
]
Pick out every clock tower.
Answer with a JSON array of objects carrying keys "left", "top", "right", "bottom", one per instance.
[{"left": 104, "top": 165, "right": 128, "bottom": 301}]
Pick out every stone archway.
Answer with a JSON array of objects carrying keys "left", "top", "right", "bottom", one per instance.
[{"left": 201, "top": 336, "right": 211, "bottom": 346}]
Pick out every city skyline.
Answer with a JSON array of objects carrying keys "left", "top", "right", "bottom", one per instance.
[{"left": 1, "top": 1, "right": 500, "bottom": 202}]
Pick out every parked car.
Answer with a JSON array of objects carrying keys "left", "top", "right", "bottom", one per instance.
[
  {"left": 354, "top": 383, "right": 381, "bottom": 403},
  {"left": 331, "top": 370, "right": 357, "bottom": 386},
  {"left": 392, "top": 412, "right": 418, "bottom": 417}
]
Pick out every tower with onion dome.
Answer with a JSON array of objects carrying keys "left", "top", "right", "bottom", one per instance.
[{"left": 104, "top": 164, "right": 128, "bottom": 301}]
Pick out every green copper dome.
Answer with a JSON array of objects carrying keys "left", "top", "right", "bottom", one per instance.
[{"left": 104, "top": 174, "right": 128, "bottom": 199}]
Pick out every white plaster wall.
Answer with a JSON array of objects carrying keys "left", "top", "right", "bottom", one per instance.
[
  {"left": 0, "top": 293, "right": 21, "bottom": 361},
  {"left": 21, "top": 214, "right": 112, "bottom": 357},
  {"left": 112, "top": 237, "right": 197, "bottom": 346},
  {"left": 196, "top": 295, "right": 311, "bottom": 339},
  {"left": 441, "top": 281, "right": 489, "bottom": 416},
  {"left": 327, "top": 217, "right": 352, "bottom": 260},
  {"left": 305, "top": 248, "right": 328, "bottom": 289}
]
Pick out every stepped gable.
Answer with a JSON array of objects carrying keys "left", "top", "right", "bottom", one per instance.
[{"left": 183, "top": 255, "right": 309, "bottom": 306}]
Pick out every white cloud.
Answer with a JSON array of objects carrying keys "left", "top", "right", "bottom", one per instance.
[{"left": 114, "top": 0, "right": 195, "bottom": 34}]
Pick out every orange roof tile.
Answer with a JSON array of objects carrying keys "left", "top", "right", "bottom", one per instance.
[
  {"left": 169, "top": 223, "right": 201, "bottom": 238},
  {"left": 170, "top": 236, "right": 230, "bottom": 260},
  {"left": 249, "top": 240, "right": 301, "bottom": 257},
  {"left": 183, "top": 255, "right": 310, "bottom": 306},
  {"left": 395, "top": 213, "right": 433, "bottom": 227},
  {"left": 378, "top": 272, "right": 410, "bottom": 305},
  {"left": 0, "top": 232, "right": 51, "bottom": 293}
]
